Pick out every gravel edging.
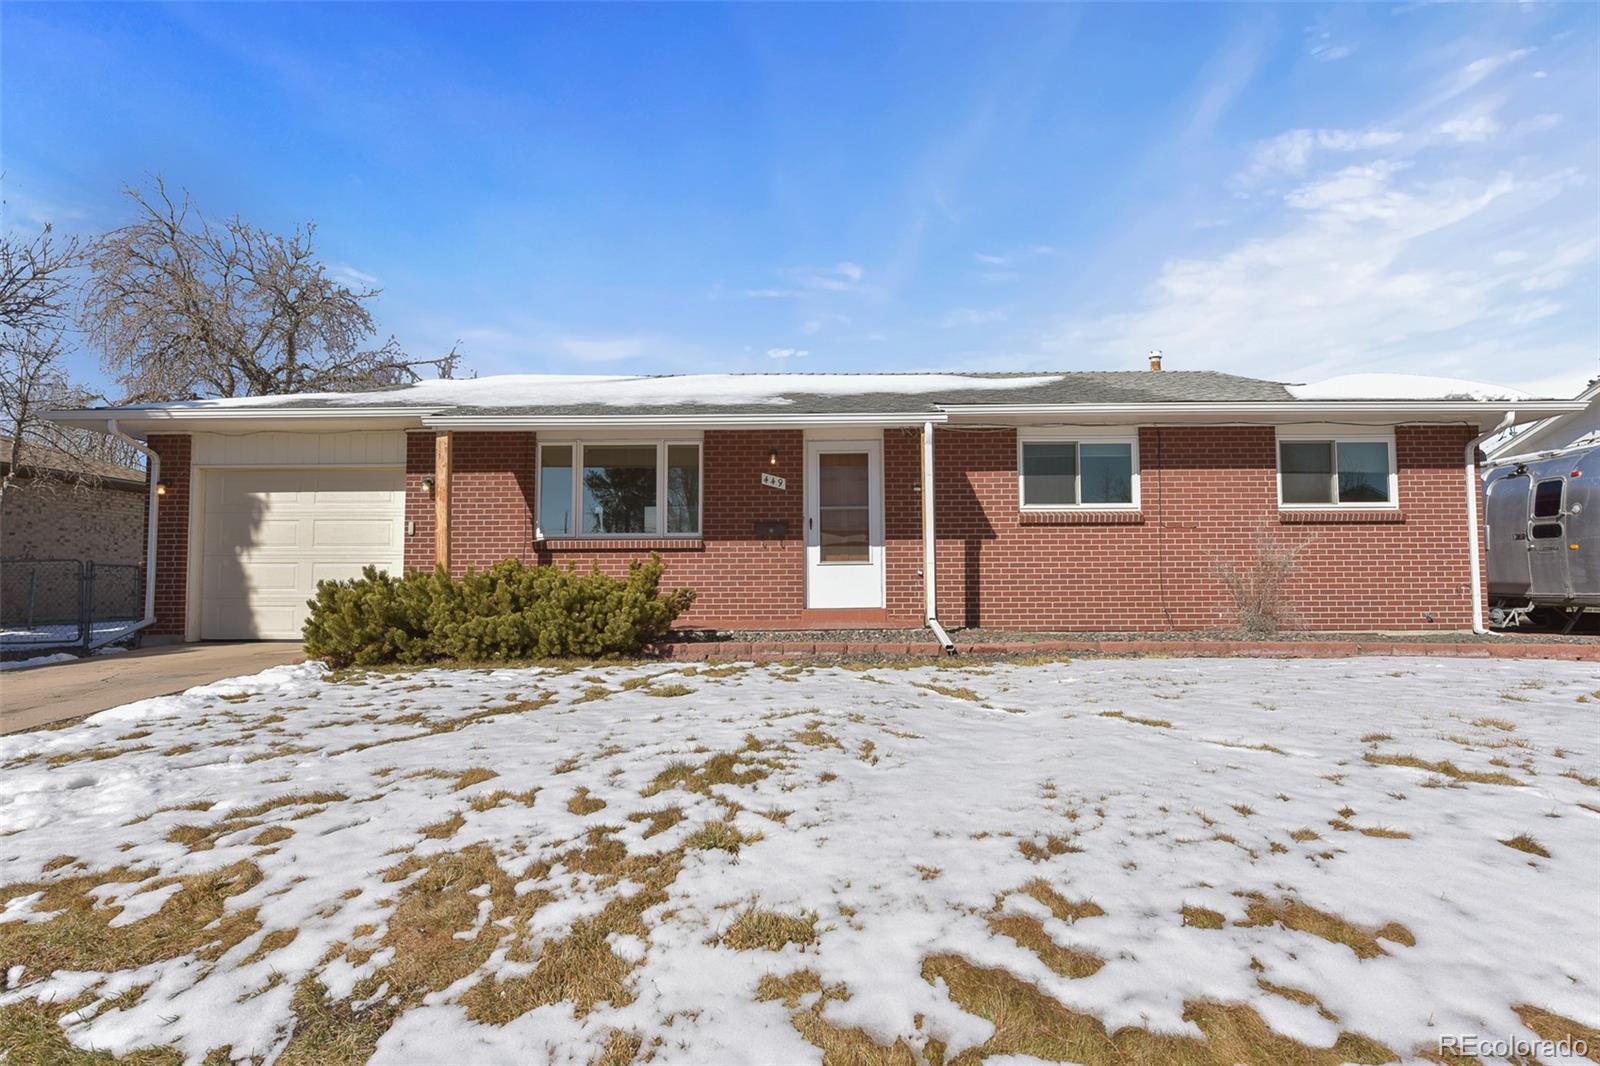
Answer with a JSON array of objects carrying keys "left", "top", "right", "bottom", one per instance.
[{"left": 651, "top": 636, "right": 1600, "bottom": 662}]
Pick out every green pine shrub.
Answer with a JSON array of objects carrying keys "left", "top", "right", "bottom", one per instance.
[{"left": 302, "top": 555, "right": 694, "bottom": 667}]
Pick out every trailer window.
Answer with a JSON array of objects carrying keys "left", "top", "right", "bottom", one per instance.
[{"left": 1532, "top": 479, "right": 1564, "bottom": 519}]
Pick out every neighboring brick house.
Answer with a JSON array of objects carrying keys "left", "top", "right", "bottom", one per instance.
[
  {"left": 0, "top": 436, "right": 147, "bottom": 565},
  {"left": 47, "top": 369, "right": 1583, "bottom": 643}
]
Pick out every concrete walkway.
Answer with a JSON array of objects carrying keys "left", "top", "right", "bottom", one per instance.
[{"left": 0, "top": 642, "right": 305, "bottom": 734}]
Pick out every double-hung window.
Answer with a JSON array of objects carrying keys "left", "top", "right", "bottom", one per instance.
[
  {"left": 537, "top": 440, "right": 701, "bottom": 537},
  {"left": 1017, "top": 432, "right": 1139, "bottom": 509},
  {"left": 1277, "top": 433, "right": 1396, "bottom": 508}
]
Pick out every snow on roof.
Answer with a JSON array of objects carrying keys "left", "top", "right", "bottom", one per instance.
[
  {"left": 138, "top": 373, "right": 1067, "bottom": 410},
  {"left": 1287, "top": 373, "right": 1532, "bottom": 402}
]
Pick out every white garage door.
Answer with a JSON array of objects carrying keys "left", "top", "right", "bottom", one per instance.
[{"left": 201, "top": 467, "right": 405, "bottom": 640}]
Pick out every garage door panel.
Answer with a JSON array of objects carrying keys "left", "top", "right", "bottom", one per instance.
[
  {"left": 311, "top": 561, "right": 383, "bottom": 585},
  {"left": 310, "top": 518, "right": 398, "bottom": 550},
  {"left": 201, "top": 467, "right": 404, "bottom": 640},
  {"left": 203, "top": 598, "right": 303, "bottom": 642}
]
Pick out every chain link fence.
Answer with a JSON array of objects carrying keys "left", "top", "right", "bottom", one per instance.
[{"left": 0, "top": 558, "right": 145, "bottom": 650}]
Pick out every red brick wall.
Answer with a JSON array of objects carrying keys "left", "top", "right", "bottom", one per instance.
[
  {"left": 146, "top": 434, "right": 191, "bottom": 636},
  {"left": 155, "top": 422, "right": 1486, "bottom": 640},
  {"left": 931, "top": 424, "right": 1479, "bottom": 631},
  {"left": 402, "top": 429, "right": 822, "bottom": 627}
]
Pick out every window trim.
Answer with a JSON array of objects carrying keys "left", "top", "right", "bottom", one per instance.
[
  {"left": 1016, "top": 429, "right": 1141, "bottom": 511},
  {"left": 536, "top": 438, "right": 703, "bottom": 539},
  {"left": 1275, "top": 429, "right": 1398, "bottom": 511}
]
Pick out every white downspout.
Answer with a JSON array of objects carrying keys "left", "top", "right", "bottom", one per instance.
[
  {"left": 922, "top": 420, "right": 955, "bottom": 652},
  {"left": 1466, "top": 411, "right": 1515, "bottom": 636},
  {"left": 106, "top": 419, "right": 159, "bottom": 636}
]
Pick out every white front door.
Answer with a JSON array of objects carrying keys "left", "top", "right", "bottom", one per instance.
[{"left": 804, "top": 439, "right": 884, "bottom": 610}]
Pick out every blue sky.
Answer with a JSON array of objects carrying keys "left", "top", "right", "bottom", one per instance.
[{"left": 4, "top": 2, "right": 1597, "bottom": 396}]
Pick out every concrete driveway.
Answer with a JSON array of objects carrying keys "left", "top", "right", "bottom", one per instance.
[{"left": 0, "top": 642, "right": 305, "bottom": 734}]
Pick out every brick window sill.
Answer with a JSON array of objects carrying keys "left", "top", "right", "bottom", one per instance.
[
  {"left": 538, "top": 537, "right": 705, "bottom": 551},
  {"left": 1018, "top": 510, "right": 1144, "bottom": 526},
  {"left": 1278, "top": 510, "right": 1405, "bottom": 524}
]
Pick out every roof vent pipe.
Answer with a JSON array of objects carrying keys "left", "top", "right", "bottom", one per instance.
[{"left": 1148, "top": 350, "right": 1163, "bottom": 372}]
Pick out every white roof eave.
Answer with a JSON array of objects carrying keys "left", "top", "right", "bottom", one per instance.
[{"left": 934, "top": 399, "right": 1586, "bottom": 428}]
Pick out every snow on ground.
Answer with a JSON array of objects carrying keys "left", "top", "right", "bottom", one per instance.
[
  {"left": 1, "top": 656, "right": 1596, "bottom": 1064},
  {"left": 0, "top": 652, "right": 78, "bottom": 672}
]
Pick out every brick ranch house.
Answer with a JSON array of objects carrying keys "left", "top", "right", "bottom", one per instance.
[{"left": 47, "top": 368, "right": 1583, "bottom": 644}]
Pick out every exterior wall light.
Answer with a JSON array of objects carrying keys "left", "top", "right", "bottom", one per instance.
[
  {"left": 155, "top": 480, "right": 168, "bottom": 496},
  {"left": 767, "top": 448, "right": 780, "bottom": 467},
  {"left": 421, "top": 474, "right": 436, "bottom": 497}
]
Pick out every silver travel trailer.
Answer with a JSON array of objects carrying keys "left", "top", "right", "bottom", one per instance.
[{"left": 1484, "top": 443, "right": 1600, "bottom": 630}]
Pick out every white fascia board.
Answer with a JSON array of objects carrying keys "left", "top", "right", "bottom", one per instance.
[
  {"left": 935, "top": 400, "right": 1585, "bottom": 428},
  {"left": 421, "top": 411, "right": 951, "bottom": 429},
  {"left": 44, "top": 407, "right": 439, "bottom": 436}
]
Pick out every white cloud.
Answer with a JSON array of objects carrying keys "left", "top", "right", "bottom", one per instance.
[
  {"left": 938, "top": 307, "right": 1007, "bottom": 328},
  {"left": 1053, "top": 157, "right": 1592, "bottom": 386},
  {"left": 1438, "top": 114, "right": 1503, "bottom": 143},
  {"left": 747, "top": 262, "right": 868, "bottom": 299},
  {"left": 329, "top": 263, "right": 381, "bottom": 289},
  {"left": 765, "top": 347, "right": 809, "bottom": 360},
  {"left": 1234, "top": 128, "right": 1403, "bottom": 188}
]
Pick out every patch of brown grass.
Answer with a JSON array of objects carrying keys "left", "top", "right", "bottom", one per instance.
[
  {"left": 0, "top": 861, "right": 262, "bottom": 979},
  {"left": 1099, "top": 710, "right": 1173, "bottom": 728},
  {"left": 1500, "top": 834, "right": 1551, "bottom": 858},
  {"left": 452, "top": 768, "right": 499, "bottom": 791},
  {"left": 1289, "top": 828, "right": 1321, "bottom": 842},
  {"left": 592, "top": 1029, "right": 643, "bottom": 1066},
  {"left": 0, "top": 997, "right": 185, "bottom": 1066},
  {"left": 1182, "top": 905, "right": 1227, "bottom": 930},
  {"left": 1236, "top": 893, "right": 1414, "bottom": 959},
  {"left": 1019, "top": 880, "right": 1104, "bottom": 924},
  {"left": 461, "top": 843, "right": 681, "bottom": 1025},
  {"left": 467, "top": 789, "right": 537, "bottom": 812},
  {"left": 721, "top": 909, "right": 818, "bottom": 951},
  {"left": 243, "top": 927, "right": 299, "bottom": 964},
  {"left": 626, "top": 807, "right": 685, "bottom": 839},
  {"left": 1363, "top": 753, "right": 1522, "bottom": 787},
  {"left": 988, "top": 914, "right": 1104, "bottom": 978},
  {"left": 684, "top": 820, "right": 761, "bottom": 854},
  {"left": 568, "top": 788, "right": 607, "bottom": 816},
  {"left": 1257, "top": 979, "right": 1337, "bottom": 1021},
  {"left": 914, "top": 682, "right": 984, "bottom": 703},
  {"left": 252, "top": 826, "right": 294, "bottom": 846},
  {"left": 641, "top": 747, "right": 778, "bottom": 798},
  {"left": 1513, "top": 1005, "right": 1600, "bottom": 1061},
  {"left": 1471, "top": 717, "right": 1516, "bottom": 732},
  {"left": 793, "top": 722, "right": 843, "bottom": 750},
  {"left": 1017, "top": 835, "right": 1082, "bottom": 862},
  {"left": 418, "top": 812, "right": 465, "bottom": 840},
  {"left": 643, "top": 682, "right": 694, "bottom": 698},
  {"left": 924, "top": 954, "right": 1397, "bottom": 1065}
]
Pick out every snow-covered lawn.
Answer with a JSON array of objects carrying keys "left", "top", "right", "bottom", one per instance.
[{"left": 1, "top": 656, "right": 1597, "bottom": 1065}]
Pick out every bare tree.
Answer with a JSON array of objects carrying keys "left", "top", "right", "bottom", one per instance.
[
  {"left": 82, "top": 179, "right": 457, "bottom": 402},
  {"left": 0, "top": 223, "right": 127, "bottom": 507},
  {"left": 0, "top": 223, "right": 79, "bottom": 334}
]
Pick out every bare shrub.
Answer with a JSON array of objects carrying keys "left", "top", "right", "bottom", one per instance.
[{"left": 1215, "top": 527, "right": 1306, "bottom": 636}]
